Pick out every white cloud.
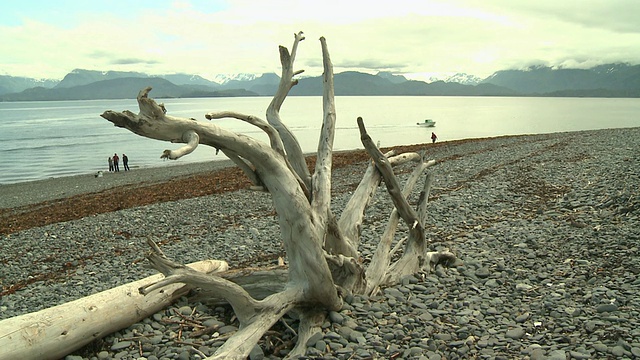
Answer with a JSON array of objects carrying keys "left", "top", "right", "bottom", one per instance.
[{"left": 1, "top": 0, "right": 639, "bottom": 80}]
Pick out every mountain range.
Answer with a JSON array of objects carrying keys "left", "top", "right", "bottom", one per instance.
[{"left": 1, "top": 63, "right": 639, "bottom": 101}]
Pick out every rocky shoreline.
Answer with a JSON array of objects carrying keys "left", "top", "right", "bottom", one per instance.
[{"left": 1, "top": 128, "right": 639, "bottom": 359}]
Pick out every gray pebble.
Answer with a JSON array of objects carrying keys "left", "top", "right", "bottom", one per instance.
[
  {"left": 328, "top": 310, "right": 344, "bottom": 324},
  {"left": 548, "top": 350, "right": 567, "bottom": 360},
  {"left": 475, "top": 267, "right": 490, "bottom": 278},
  {"left": 595, "top": 304, "right": 618, "bottom": 313},
  {"left": 110, "top": 341, "right": 132, "bottom": 351},
  {"left": 249, "top": 345, "right": 265, "bottom": 360},
  {"left": 505, "top": 327, "right": 525, "bottom": 340},
  {"left": 611, "top": 346, "right": 626, "bottom": 357}
]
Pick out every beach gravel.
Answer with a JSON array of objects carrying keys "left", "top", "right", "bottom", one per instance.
[{"left": 1, "top": 127, "right": 639, "bottom": 359}]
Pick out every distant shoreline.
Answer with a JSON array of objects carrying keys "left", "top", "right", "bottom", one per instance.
[
  {"left": 0, "top": 159, "right": 235, "bottom": 210},
  {"left": 3, "top": 127, "right": 638, "bottom": 211}
]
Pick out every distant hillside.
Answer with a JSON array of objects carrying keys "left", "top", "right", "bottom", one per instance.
[
  {"left": 55, "top": 69, "right": 149, "bottom": 88},
  {"left": 1, "top": 77, "right": 256, "bottom": 101},
  {"left": 376, "top": 71, "right": 410, "bottom": 84},
  {"left": 222, "top": 73, "right": 281, "bottom": 95},
  {"left": 391, "top": 80, "right": 516, "bottom": 96},
  {"left": 182, "top": 88, "right": 259, "bottom": 98},
  {"left": 1, "top": 62, "right": 639, "bottom": 101},
  {"left": 288, "top": 72, "right": 516, "bottom": 96},
  {"left": 482, "top": 63, "right": 640, "bottom": 94},
  {"left": 0, "top": 75, "right": 57, "bottom": 95},
  {"left": 159, "top": 73, "right": 221, "bottom": 88}
]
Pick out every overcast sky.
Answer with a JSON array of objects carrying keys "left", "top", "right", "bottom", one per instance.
[{"left": 1, "top": 0, "right": 639, "bottom": 82}]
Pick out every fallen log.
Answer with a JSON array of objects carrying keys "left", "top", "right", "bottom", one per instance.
[{"left": 0, "top": 259, "right": 229, "bottom": 360}]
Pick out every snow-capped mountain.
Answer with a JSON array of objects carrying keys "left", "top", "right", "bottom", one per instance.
[
  {"left": 213, "top": 73, "right": 259, "bottom": 85},
  {"left": 0, "top": 75, "right": 58, "bottom": 95},
  {"left": 427, "top": 73, "right": 483, "bottom": 85}
]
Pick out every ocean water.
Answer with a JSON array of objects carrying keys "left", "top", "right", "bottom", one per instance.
[{"left": 0, "top": 96, "right": 639, "bottom": 185}]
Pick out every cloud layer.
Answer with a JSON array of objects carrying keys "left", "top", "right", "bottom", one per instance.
[{"left": 2, "top": 0, "right": 639, "bottom": 81}]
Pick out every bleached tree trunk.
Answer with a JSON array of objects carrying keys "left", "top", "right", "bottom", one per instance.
[
  {"left": 0, "top": 260, "right": 228, "bottom": 360},
  {"left": 97, "top": 32, "right": 457, "bottom": 359}
]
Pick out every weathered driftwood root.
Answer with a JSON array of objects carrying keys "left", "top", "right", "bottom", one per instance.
[
  {"left": 0, "top": 260, "right": 228, "bottom": 360},
  {"left": 99, "top": 32, "right": 459, "bottom": 359},
  {"left": 140, "top": 240, "right": 302, "bottom": 360}
]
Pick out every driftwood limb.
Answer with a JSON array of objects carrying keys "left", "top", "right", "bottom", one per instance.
[
  {"left": 204, "top": 111, "right": 286, "bottom": 157},
  {"left": 0, "top": 260, "right": 228, "bottom": 360},
  {"left": 266, "top": 31, "right": 311, "bottom": 189},
  {"left": 288, "top": 309, "right": 326, "bottom": 358},
  {"left": 161, "top": 129, "right": 199, "bottom": 160},
  {"left": 365, "top": 157, "right": 435, "bottom": 293}
]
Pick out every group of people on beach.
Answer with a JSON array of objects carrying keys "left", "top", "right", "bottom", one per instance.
[{"left": 108, "top": 153, "right": 130, "bottom": 172}]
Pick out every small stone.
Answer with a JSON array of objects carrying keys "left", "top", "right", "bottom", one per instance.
[
  {"left": 178, "top": 305, "right": 192, "bottom": 315},
  {"left": 548, "top": 350, "right": 567, "bottom": 360},
  {"left": 475, "top": 267, "right": 490, "bottom": 278},
  {"left": 110, "top": 340, "right": 132, "bottom": 351},
  {"left": 570, "top": 350, "right": 591, "bottom": 359},
  {"left": 486, "top": 307, "right": 499, "bottom": 315},
  {"left": 516, "top": 283, "right": 533, "bottom": 291},
  {"left": 484, "top": 279, "right": 499, "bottom": 288},
  {"left": 433, "top": 333, "right": 452, "bottom": 341},
  {"left": 515, "top": 313, "right": 530, "bottom": 323},
  {"left": 596, "top": 304, "right": 618, "bottom": 313},
  {"left": 324, "top": 331, "right": 341, "bottom": 340},
  {"left": 384, "top": 288, "right": 405, "bottom": 300},
  {"left": 218, "top": 325, "right": 238, "bottom": 334},
  {"left": 328, "top": 311, "right": 344, "bottom": 324},
  {"left": 592, "top": 343, "right": 608, "bottom": 353},
  {"left": 611, "top": 346, "right": 625, "bottom": 357},
  {"left": 202, "top": 319, "right": 225, "bottom": 328},
  {"left": 113, "top": 350, "right": 129, "bottom": 359},
  {"left": 314, "top": 340, "right": 327, "bottom": 351},
  {"left": 584, "top": 321, "right": 598, "bottom": 332},
  {"left": 530, "top": 348, "right": 545, "bottom": 360},
  {"left": 249, "top": 344, "right": 264, "bottom": 360},
  {"left": 505, "top": 327, "right": 525, "bottom": 339},
  {"left": 306, "top": 331, "right": 324, "bottom": 346}
]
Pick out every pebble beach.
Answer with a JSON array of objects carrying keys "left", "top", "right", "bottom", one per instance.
[{"left": 1, "top": 127, "right": 639, "bottom": 360}]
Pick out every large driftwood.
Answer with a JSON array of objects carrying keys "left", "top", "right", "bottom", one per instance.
[
  {"left": 97, "top": 32, "right": 458, "bottom": 359},
  {"left": 0, "top": 260, "right": 228, "bottom": 360}
]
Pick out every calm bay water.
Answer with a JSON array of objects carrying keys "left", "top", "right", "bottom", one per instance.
[{"left": 0, "top": 96, "right": 638, "bottom": 185}]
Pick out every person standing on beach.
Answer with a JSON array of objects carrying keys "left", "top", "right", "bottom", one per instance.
[
  {"left": 108, "top": 156, "right": 114, "bottom": 172},
  {"left": 113, "top": 153, "right": 120, "bottom": 172},
  {"left": 431, "top": 132, "right": 438, "bottom": 143},
  {"left": 122, "top": 154, "right": 130, "bottom": 171}
]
